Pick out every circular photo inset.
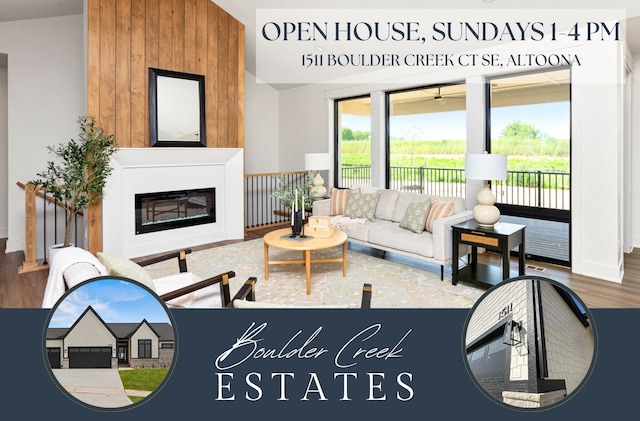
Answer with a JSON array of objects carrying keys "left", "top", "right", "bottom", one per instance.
[
  {"left": 43, "top": 276, "right": 176, "bottom": 410},
  {"left": 463, "top": 276, "right": 596, "bottom": 410}
]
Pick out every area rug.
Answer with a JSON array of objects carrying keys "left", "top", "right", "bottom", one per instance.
[{"left": 143, "top": 239, "right": 486, "bottom": 308}]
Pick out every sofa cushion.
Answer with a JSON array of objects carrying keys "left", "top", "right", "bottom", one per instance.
[
  {"left": 330, "top": 187, "right": 350, "bottom": 216},
  {"left": 375, "top": 189, "right": 400, "bottom": 220},
  {"left": 426, "top": 197, "right": 454, "bottom": 233},
  {"left": 399, "top": 199, "right": 431, "bottom": 234},
  {"left": 344, "top": 191, "right": 380, "bottom": 221},
  {"left": 392, "top": 192, "right": 433, "bottom": 222},
  {"left": 368, "top": 222, "right": 434, "bottom": 258}
]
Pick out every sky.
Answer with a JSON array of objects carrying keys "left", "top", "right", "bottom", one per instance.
[
  {"left": 343, "top": 101, "right": 570, "bottom": 140},
  {"left": 48, "top": 278, "right": 172, "bottom": 328}
]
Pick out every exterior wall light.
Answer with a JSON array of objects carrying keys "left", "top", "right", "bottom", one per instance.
[{"left": 503, "top": 320, "right": 522, "bottom": 346}]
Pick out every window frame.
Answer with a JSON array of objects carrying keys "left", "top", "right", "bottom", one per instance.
[{"left": 138, "top": 339, "right": 152, "bottom": 359}]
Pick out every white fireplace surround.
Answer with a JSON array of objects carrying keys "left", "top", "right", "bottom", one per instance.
[{"left": 102, "top": 148, "right": 244, "bottom": 258}]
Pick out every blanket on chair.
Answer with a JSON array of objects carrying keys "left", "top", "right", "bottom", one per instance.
[{"left": 42, "top": 247, "right": 108, "bottom": 308}]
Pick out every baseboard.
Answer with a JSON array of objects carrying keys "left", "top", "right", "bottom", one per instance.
[{"left": 572, "top": 259, "right": 624, "bottom": 284}]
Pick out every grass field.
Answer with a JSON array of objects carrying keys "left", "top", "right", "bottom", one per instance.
[{"left": 341, "top": 139, "right": 570, "bottom": 172}]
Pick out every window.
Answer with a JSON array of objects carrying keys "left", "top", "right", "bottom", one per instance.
[
  {"left": 387, "top": 83, "right": 466, "bottom": 195},
  {"left": 335, "top": 96, "right": 371, "bottom": 188},
  {"left": 470, "top": 347, "right": 486, "bottom": 362},
  {"left": 138, "top": 339, "right": 152, "bottom": 358},
  {"left": 160, "top": 342, "right": 174, "bottom": 349}
]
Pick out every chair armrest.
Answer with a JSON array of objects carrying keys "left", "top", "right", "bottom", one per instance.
[
  {"left": 159, "top": 270, "right": 235, "bottom": 304},
  {"left": 312, "top": 198, "right": 332, "bottom": 216},
  {"left": 361, "top": 283, "right": 372, "bottom": 308},
  {"left": 136, "top": 249, "right": 193, "bottom": 272},
  {"left": 227, "top": 277, "right": 258, "bottom": 307},
  {"left": 431, "top": 210, "right": 474, "bottom": 263}
]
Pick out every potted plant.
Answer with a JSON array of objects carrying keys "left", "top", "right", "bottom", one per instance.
[
  {"left": 272, "top": 171, "right": 316, "bottom": 236},
  {"left": 31, "top": 115, "right": 118, "bottom": 253}
]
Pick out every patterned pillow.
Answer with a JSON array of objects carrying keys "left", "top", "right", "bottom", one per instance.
[
  {"left": 96, "top": 252, "right": 156, "bottom": 292},
  {"left": 330, "top": 187, "right": 351, "bottom": 216},
  {"left": 425, "top": 197, "right": 454, "bottom": 233},
  {"left": 343, "top": 191, "right": 381, "bottom": 221},
  {"left": 399, "top": 200, "right": 431, "bottom": 234}
]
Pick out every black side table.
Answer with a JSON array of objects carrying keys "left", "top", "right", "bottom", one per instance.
[{"left": 452, "top": 220, "right": 526, "bottom": 287}]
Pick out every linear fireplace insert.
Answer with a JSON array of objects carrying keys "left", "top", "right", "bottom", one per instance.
[{"left": 135, "top": 188, "right": 216, "bottom": 235}]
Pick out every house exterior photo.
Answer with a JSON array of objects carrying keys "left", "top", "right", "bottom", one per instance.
[
  {"left": 465, "top": 277, "right": 594, "bottom": 408},
  {"left": 46, "top": 306, "right": 174, "bottom": 370}
]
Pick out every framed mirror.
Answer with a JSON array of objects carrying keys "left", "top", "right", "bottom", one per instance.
[{"left": 149, "top": 68, "right": 206, "bottom": 147}]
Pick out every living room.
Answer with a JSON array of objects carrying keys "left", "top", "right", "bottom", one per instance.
[{"left": 1, "top": 0, "right": 640, "bottom": 309}]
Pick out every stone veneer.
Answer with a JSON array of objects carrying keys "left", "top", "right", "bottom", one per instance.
[{"left": 502, "top": 390, "right": 567, "bottom": 408}]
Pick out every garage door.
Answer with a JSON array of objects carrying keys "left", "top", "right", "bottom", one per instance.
[
  {"left": 68, "top": 347, "right": 112, "bottom": 368},
  {"left": 47, "top": 348, "right": 61, "bottom": 369}
]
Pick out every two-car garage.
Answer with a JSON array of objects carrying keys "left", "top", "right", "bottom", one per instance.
[{"left": 68, "top": 347, "right": 113, "bottom": 369}]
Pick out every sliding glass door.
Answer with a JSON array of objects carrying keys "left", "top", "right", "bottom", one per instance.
[
  {"left": 387, "top": 83, "right": 467, "bottom": 196},
  {"left": 488, "top": 69, "right": 571, "bottom": 266}
]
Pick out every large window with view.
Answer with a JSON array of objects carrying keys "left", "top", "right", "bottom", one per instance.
[
  {"left": 335, "top": 96, "right": 371, "bottom": 188},
  {"left": 387, "top": 84, "right": 467, "bottom": 196},
  {"left": 488, "top": 68, "right": 571, "bottom": 265}
]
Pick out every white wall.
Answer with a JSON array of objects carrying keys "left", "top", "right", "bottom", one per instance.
[
  {"left": 278, "top": 83, "right": 328, "bottom": 171},
  {"left": 244, "top": 72, "right": 280, "bottom": 174},
  {"left": 0, "top": 14, "right": 85, "bottom": 254},
  {"left": 632, "top": 55, "right": 640, "bottom": 249},
  {"left": 0, "top": 66, "right": 8, "bottom": 239}
]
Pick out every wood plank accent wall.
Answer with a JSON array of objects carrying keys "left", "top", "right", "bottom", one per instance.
[
  {"left": 86, "top": 0, "right": 245, "bottom": 253},
  {"left": 87, "top": 0, "right": 244, "bottom": 149}
]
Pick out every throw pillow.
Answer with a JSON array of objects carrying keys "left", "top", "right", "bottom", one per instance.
[
  {"left": 375, "top": 189, "right": 401, "bottom": 220},
  {"left": 343, "top": 191, "right": 381, "bottom": 221},
  {"left": 392, "top": 192, "right": 428, "bottom": 222},
  {"left": 399, "top": 200, "right": 432, "bottom": 234},
  {"left": 330, "top": 187, "right": 350, "bottom": 216},
  {"left": 96, "top": 252, "right": 156, "bottom": 292},
  {"left": 425, "top": 197, "right": 454, "bottom": 233}
]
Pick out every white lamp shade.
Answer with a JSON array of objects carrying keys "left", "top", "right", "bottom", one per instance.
[
  {"left": 465, "top": 153, "right": 508, "bottom": 181},
  {"left": 305, "top": 153, "right": 331, "bottom": 171}
]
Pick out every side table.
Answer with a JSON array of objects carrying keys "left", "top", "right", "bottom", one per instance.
[{"left": 452, "top": 220, "right": 526, "bottom": 287}]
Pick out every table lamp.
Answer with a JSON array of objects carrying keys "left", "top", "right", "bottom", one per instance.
[
  {"left": 465, "top": 152, "right": 508, "bottom": 228},
  {"left": 304, "top": 153, "right": 331, "bottom": 197}
]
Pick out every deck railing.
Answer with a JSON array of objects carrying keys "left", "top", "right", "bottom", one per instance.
[{"left": 340, "top": 165, "right": 570, "bottom": 210}]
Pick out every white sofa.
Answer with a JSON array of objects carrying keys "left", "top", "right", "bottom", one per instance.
[{"left": 312, "top": 188, "right": 473, "bottom": 279}]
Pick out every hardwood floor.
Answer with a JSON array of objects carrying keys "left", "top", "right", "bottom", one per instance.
[{"left": 2, "top": 229, "right": 640, "bottom": 309}]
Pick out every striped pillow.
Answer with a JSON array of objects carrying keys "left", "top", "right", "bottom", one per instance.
[
  {"left": 425, "top": 197, "right": 454, "bottom": 233},
  {"left": 330, "top": 187, "right": 350, "bottom": 216}
]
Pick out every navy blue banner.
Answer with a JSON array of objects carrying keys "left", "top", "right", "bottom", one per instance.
[{"left": 3, "top": 308, "right": 636, "bottom": 419}]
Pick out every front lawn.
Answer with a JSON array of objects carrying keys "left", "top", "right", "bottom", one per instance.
[{"left": 119, "top": 368, "right": 169, "bottom": 392}]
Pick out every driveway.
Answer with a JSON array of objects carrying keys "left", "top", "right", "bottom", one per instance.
[{"left": 52, "top": 369, "right": 133, "bottom": 408}]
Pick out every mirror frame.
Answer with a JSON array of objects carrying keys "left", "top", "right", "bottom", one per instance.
[{"left": 149, "top": 68, "right": 207, "bottom": 147}]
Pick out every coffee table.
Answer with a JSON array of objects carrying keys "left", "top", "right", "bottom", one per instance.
[{"left": 263, "top": 228, "right": 348, "bottom": 295}]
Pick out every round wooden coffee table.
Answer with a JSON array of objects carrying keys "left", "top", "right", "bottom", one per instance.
[{"left": 263, "top": 228, "right": 348, "bottom": 295}]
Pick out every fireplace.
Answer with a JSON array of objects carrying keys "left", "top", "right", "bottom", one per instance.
[
  {"left": 102, "top": 148, "right": 243, "bottom": 258},
  {"left": 135, "top": 188, "right": 215, "bottom": 235}
]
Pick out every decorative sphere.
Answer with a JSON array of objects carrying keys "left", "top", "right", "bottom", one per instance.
[
  {"left": 476, "top": 185, "right": 496, "bottom": 206},
  {"left": 473, "top": 205, "right": 500, "bottom": 227}
]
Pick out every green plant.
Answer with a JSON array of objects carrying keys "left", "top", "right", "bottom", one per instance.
[
  {"left": 30, "top": 116, "right": 118, "bottom": 247},
  {"left": 272, "top": 171, "right": 316, "bottom": 210}
]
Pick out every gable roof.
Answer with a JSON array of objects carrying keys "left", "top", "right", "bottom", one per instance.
[{"left": 46, "top": 306, "right": 174, "bottom": 341}]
